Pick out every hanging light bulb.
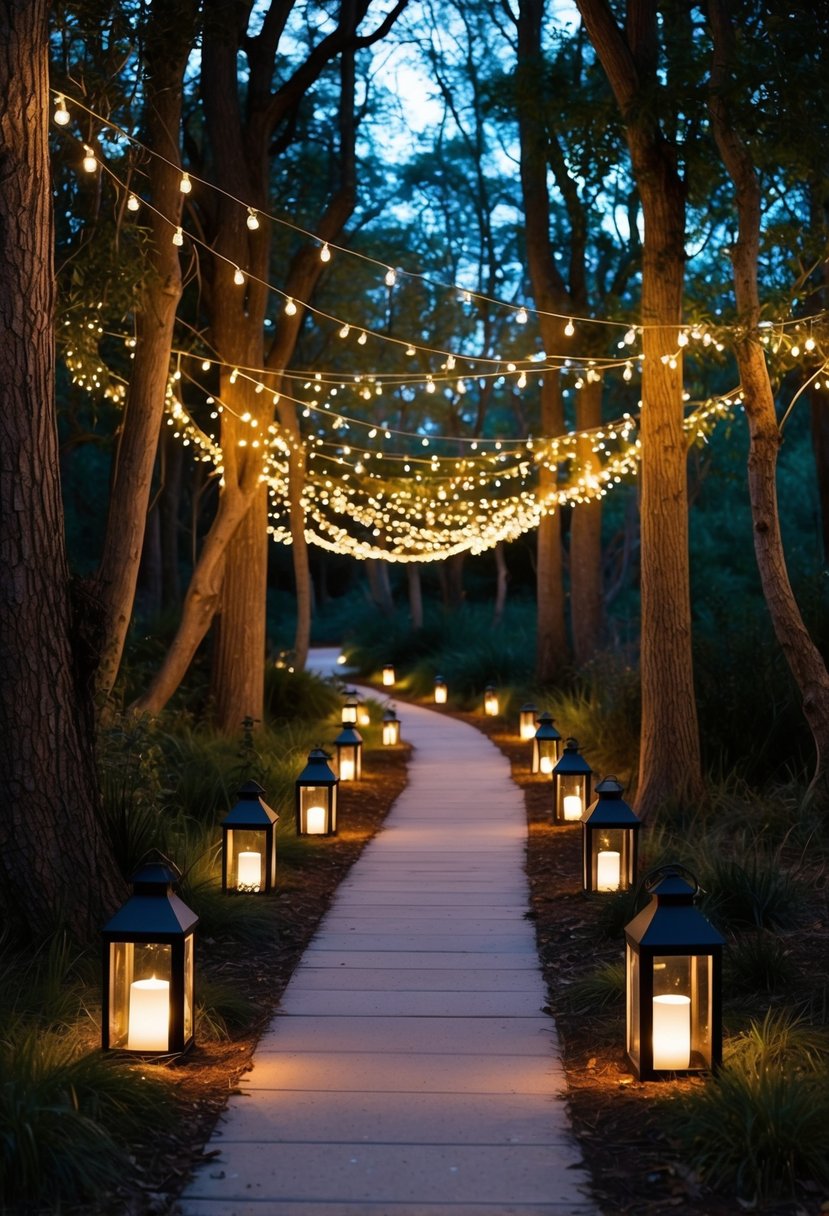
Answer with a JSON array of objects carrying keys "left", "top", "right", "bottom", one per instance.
[
  {"left": 339, "top": 323, "right": 350, "bottom": 338},
  {"left": 677, "top": 330, "right": 689, "bottom": 347},
  {"left": 201, "top": 359, "right": 211, "bottom": 371},
  {"left": 517, "top": 371, "right": 527, "bottom": 388},
  {"left": 179, "top": 172, "right": 192, "bottom": 194},
  {"left": 246, "top": 208, "right": 260, "bottom": 230},
  {"left": 623, "top": 362, "right": 633, "bottom": 382},
  {"left": 564, "top": 319, "right": 575, "bottom": 337},
  {"left": 385, "top": 267, "right": 396, "bottom": 287},
  {"left": 172, "top": 227, "right": 184, "bottom": 247},
  {"left": 284, "top": 298, "right": 297, "bottom": 315},
  {"left": 82, "top": 145, "right": 97, "bottom": 173},
  {"left": 233, "top": 266, "right": 245, "bottom": 286},
  {"left": 426, "top": 377, "right": 435, "bottom": 393},
  {"left": 127, "top": 193, "right": 140, "bottom": 212},
  {"left": 516, "top": 307, "right": 528, "bottom": 325},
  {"left": 53, "top": 94, "right": 70, "bottom": 126},
  {"left": 358, "top": 331, "right": 367, "bottom": 345},
  {"left": 320, "top": 243, "right": 331, "bottom": 263},
  {"left": 406, "top": 344, "right": 416, "bottom": 356}
]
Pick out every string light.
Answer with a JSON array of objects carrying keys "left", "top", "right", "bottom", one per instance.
[
  {"left": 246, "top": 208, "right": 260, "bottom": 230},
  {"left": 179, "top": 172, "right": 192, "bottom": 194},
  {"left": 82, "top": 145, "right": 97, "bottom": 173},
  {"left": 284, "top": 297, "right": 297, "bottom": 315},
  {"left": 516, "top": 307, "right": 528, "bottom": 324},
  {"left": 172, "top": 226, "right": 184, "bottom": 246},
  {"left": 53, "top": 95, "right": 70, "bottom": 126},
  {"left": 320, "top": 243, "right": 331, "bottom": 262},
  {"left": 385, "top": 267, "right": 397, "bottom": 287},
  {"left": 233, "top": 266, "right": 245, "bottom": 286},
  {"left": 127, "top": 193, "right": 140, "bottom": 212},
  {"left": 564, "top": 319, "right": 575, "bottom": 337}
]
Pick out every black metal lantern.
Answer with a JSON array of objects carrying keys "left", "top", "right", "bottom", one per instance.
[
  {"left": 518, "top": 702, "right": 539, "bottom": 741},
  {"left": 341, "top": 693, "right": 359, "bottom": 725},
  {"left": 382, "top": 705, "right": 401, "bottom": 746},
  {"left": 552, "top": 737, "right": 593, "bottom": 822},
  {"left": 382, "top": 664, "right": 395, "bottom": 687},
  {"left": 295, "top": 747, "right": 338, "bottom": 836},
  {"left": 434, "top": 675, "right": 447, "bottom": 704},
  {"left": 334, "top": 724, "right": 363, "bottom": 781},
  {"left": 531, "top": 711, "right": 562, "bottom": 775},
  {"left": 483, "top": 684, "right": 499, "bottom": 716},
  {"left": 625, "top": 865, "right": 724, "bottom": 1080},
  {"left": 582, "top": 777, "right": 641, "bottom": 893},
  {"left": 221, "top": 780, "right": 278, "bottom": 894},
  {"left": 102, "top": 856, "right": 198, "bottom": 1055}
]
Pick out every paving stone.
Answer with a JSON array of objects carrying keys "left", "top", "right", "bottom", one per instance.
[
  {"left": 255, "top": 1015, "right": 557, "bottom": 1055},
  {"left": 290, "top": 967, "right": 545, "bottom": 992}
]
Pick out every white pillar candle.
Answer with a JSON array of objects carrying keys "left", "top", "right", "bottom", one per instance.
[
  {"left": 596, "top": 850, "right": 621, "bottom": 891},
  {"left": 237, "top": 850, "right": 261, "bottom": 891},
  {"left": 539, "top": 755, "right": 553, "bottom": 774},
  {"left": 652, "top": 994, "right": 691, "bottom": 1069},
  {"left": 127, "top": 977, "right": 169, "bottom": 1051},
  {"left": 339, "top": 757, "right": 355, "bottom": 781},
  {"left": 306, "top": 804, "right": 326, "bottom": 834},
  {"left": 435, "top": 686, "right": 447, "bottom": 703},
  {"left": 520, "top": 722, "right": 535, "bottom": 740},
  {"left": 563, "top": 793, "right": 583, "bottom": 820},
  {"left": 383, "top": 723, "right": 396, "bottom": 745}
]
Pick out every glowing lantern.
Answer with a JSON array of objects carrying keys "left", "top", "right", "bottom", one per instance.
[
  {"left": 582, "top": 777, "right": 640, "bottom": 894},
  {"left": 295, "top": 748, "right": 338, "bottom": 836},
  {"left": 341, "top": 694, "right": 359, "bottom": 725},
  {"left": 221, "top": 780, "right": 278, "bottom": 895},
  {"left": 518, "top": 702, "right": 539, "bottom": 741},
  {"left": 382, "top": 706, "right": 401, "bottom": 746},
  {"left": 357, "top": 700, "right": 371, "bottom": 727},
  {"left": 483, "top": 685, "right": 499, "bottom": 716},
  {"left": 552, "top": 738, "right": 593, "bottom": 822},
  {"left": 531, "top": 711, "right": 562, "bottom": 775},
  {"left": 334, "top": 725, "right": 363, "bottom": 782},
  {"left": 434, "top": 675, "right": 448, "bottom": 704},
  {"left": 382, "top": 664, "right": 395, "bottom": 687},
  {"left": 625, "top": 865, "right": 723, "bottom": 1080},
  {"left": 102, "top": 856, "right": 197, "bottom": 1055}
]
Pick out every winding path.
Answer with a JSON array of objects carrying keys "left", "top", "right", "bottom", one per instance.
[{"left": 181, "top": 648, "right": 595, "bottom": 1216}]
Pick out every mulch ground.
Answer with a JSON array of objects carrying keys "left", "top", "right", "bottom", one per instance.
[{"left": 129, "top": 707, "right": 828, "bottom": 1216}]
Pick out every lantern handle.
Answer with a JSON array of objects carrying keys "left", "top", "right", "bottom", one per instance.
[{"left": 642, "top": 862, "right": 702, "bottom": 896}]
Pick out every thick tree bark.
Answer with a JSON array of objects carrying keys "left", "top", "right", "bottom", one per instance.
[
  {"left": 440, "top": 553, "right": 466, "bottom": 611},
  {"left": 571, "top": 377, "right": 605, "bottom": 665},
  {"left": 407, "top": 562, "right": 424, "bottom": 630},
  {"left": 93, "top": 0, "right": 196, "bottom": 704},
  {"left": 708, "top": 0, "right": 829, "bottom": 806},
  {"left": 0, "top": 0, "right": 124, "bottom": 940},
  {"left": 576, "top": 0, "right": 703, "bottom": 814}
]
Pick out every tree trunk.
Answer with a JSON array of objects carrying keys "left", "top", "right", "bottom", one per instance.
[
  {"left": 810, "top": 385, "right": 829, "bottom": 563},
  {"left": 570, "top": 376, "right": 605, "bottom": 666},
  {"left": 440, "top": 553, "right": 466, "bottom": 611},
  {"left": 0, "top": 0, "right": 124, "bottom": 940},
  {"left": 709, "top": 0, "right": 829, "bottom": 806},
  {"left": 365, "top": 558, "right": 394, "bottom": 615},
  {"left": 137, "top": 499, "right": 163, "bottom": 620},
  {"left": 407, "top": 562, "right": 424, "bottom": 630},
  {"left": 493, "top": 542, "right": 509, "bottom": 627},
  {"left": 93, "top": 0, "right": 196, "bottom": 704},
  {"left": 535, "top": 375, "right": 568, "bottom": 682},
  {"left": 576, "top": 0, "right": 703, "bottom": 814},
  {"left": 159, "top": 425, "right": 183, "bottom": 609}
]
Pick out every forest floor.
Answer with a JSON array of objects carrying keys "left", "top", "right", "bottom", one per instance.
[{"left": 128, "top": 711, "right": 828, "bottom": 1216}]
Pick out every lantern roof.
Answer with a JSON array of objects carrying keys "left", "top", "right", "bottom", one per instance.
[
  {"left": 103, "top": 855, "right": 198, "bottom": 937},
  {"left": 222, "top": 780, "right": 278, "bottom": 828},
  {"left": 334, "top": 725, "right": 363, "bottom": 746},
  {"left": 584, "top": 777, "right": 640, "bottom": 827},
  {"left": 624, "top": 866, "right": 724, "bottom": 950},
  {"left": 534, "top": 711, "right": 561, "bottom": 738},
  {"left": 552, "top": 737, "right": 591, "bottom": 775},
  {"left": 383, "top": 706, "right": 399, "bottom": 722},
  {"left": 297, "top": 747, "right": 338, "bottom": 785},
  {"left": 520, "top": 701, "right": 538, "bottom": 713}
]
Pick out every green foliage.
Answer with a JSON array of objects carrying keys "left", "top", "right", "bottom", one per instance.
[
  {"left": 669, "top": 1011, "right": 829, "bottom": 1203},
  {"left": 542, "top": 656, "right": 641, "bottom": 790},
  {"left": 724, "top": 931, "right": 798, "bottom": 996},
  {"left": 700, "top": 855, "right": 803, "bottom": 933},
  {"left": 0, "top": 1027, "right": 174, "bottom": 1210},
  {"left": 264, "top": 664, "right": 342, "bottom": 727},
  {"left": 196, "top": 975, "right": 261, "bottom": 1041},
  {"left": 562, "top": 961, "right": 625, "bottom": 1015}
]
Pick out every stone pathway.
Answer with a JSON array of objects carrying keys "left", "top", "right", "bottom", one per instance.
[{"left": 180, "top": 649, "right": 595, "bottom": 1216}]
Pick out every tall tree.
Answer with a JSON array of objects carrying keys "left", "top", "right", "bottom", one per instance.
[
  {"left": 0, "top": 0, "right": 123, "bottom": 939},
  {"left": 707, "top": 0, "right": 829, "bottom": 807},
  {"left": 575, "top": 0, "right": 704, "bottom": 814}
]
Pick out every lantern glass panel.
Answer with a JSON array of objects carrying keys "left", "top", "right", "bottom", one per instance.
[
  {"left": 342, "top": 701, "right": 358, "bottom": 724},
  {"left": 652, "top": 954, "right": 713, "bottom": 1070},
  {"left": 534, "top": 738, "right": 559, "bottom": 774},
  {"left": 109, "top": 941, "right": 172, "bottom": 1052},
  {"left": 484, "top": 690, "right": 499, "bottom": 716},
  {"left": 592, "top": 828, "right": 627, "bottom": 891},
  {"left": 337, "top": 744, "right": 360, "bottom": 781},
  {"left": 184, "top": 934, "right": 194, "bottom": 1043},
  {"left": 226, "top": 828, "right": 267, "bottom": 892},
  {"left": 519, "top": 709, "right": 537, "bottom": 740},
  {"left": 382, "top": 666, "right": 395, "bottom": 686},
  {"left": 434, "top": 681, "right": 447, "bottom": 704},
  {"left": 383, "top": 720, "right": 400, "bottom": 746},
  {"left": 558, "top": 774, "right": 586, "bottom": 820},
  {"left": 299, "top": 785, "right": 335, "bottom": 834},
  {"left": 626, "top": 943, "right": 640, "bottom": 1066}
]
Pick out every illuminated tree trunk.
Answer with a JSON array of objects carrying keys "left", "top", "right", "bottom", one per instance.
[
  {"left": 0, "top": 0, "right": 124, "bottom": 939},
  {"left": 94, "top": 0, "right": 197, "bottom": 706},
  {"left": 535, "top": 375, "right": 568, "bottom": 682},
  {"left": 709, "top": 0, "right": 829, "bottom": 807},
  {"left": 571, "top": 377, "right": 605, "bottom": 666},
  {"left": 576, "top": 0, "right": 702, "bottom": 814}
]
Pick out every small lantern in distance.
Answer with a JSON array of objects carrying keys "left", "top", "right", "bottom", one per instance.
[
  {"left": 341, "top": 694, "right": 359, "bottom": 725},
  {"left": 357, "top": 700, "right": 371, "bottom": 726},
  {"left": 582, "top": 777, "right": 640, "bottom": 893},
  {"left": 334, "top": 724, "right": 363, "bottom": 781},
  {"left": 483, "top": 684, "right": 499, "bottom": 716},
  {"left": 552, "top": 737, "right": 593, "bottom": 822},
  {"left": 434, "top": 675, "right": 448, "bottom": 704},
  {"left": 221, "top": 780, "right": 278, "bottom": 894},
  {"left": 625, "top": 865, "right": 724, "bottom": 1081},
  {"left": 382, "top": 705, "right": 401, "bottom": 746},
  {"left": 295, "top": 747, "right": 338, "bottom": 836},
  {"left": 382, "top": 664, "right": 395, "bottom": 687},
  {"left": 102, "top": 855, "right": 198, "bottom": 1055},
  {"left": 531, "top": 711, "right": 562, "bottom": 775},
  {"left": 518, "top": 702, "right": 539, "bottom": 741}
]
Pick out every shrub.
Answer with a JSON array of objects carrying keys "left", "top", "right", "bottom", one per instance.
[{"left": 725, "top": 931, "right": 798, "bottom": 996}]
